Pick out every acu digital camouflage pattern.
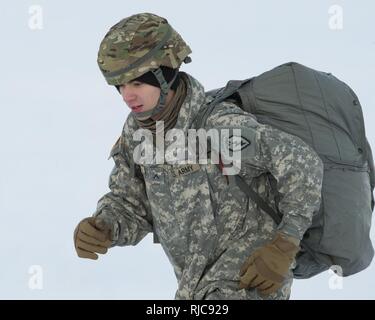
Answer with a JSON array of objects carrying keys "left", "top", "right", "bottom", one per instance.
[
  {"left": 93, "top": 73, "right": 323, "bottom": 300},
  {"left": 97, "top": 13, "right": 192, "bottom": 86}
]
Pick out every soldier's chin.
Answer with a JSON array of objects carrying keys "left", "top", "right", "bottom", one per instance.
[
  {"left": 132, "top": 108, "right": 151, "bottom": 121},
  {"left": 135, "top": 115, "right": 151, "bottom": 121}
]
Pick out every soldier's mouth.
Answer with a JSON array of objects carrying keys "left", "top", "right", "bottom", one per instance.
[{"left": 131, "top": 105, "right": 143, "bottom": 113}]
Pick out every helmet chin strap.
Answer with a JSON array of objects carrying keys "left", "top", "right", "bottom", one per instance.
[{"left": 132, "top": 68, "right": 178, "bottom": 120}]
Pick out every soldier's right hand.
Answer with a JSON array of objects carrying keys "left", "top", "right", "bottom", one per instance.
[{"left": 74, "top": 217, "right": 112, "bottom": 260}]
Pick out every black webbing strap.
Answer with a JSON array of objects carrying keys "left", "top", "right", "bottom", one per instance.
[
  {"left": 234, "top": 175, "right": 319, "bottom": 262},
  {"left": 234, "top": 175, "right": 282, "bottom": 225}
]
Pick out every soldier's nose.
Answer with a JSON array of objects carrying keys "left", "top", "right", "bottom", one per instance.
[{"left": 121, "top": 87, "right": 137, "bottom": 103}]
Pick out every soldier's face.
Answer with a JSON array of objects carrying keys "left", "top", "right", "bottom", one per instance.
[{"left": 119, "top": 81, "right": 161, "bottom": 114}]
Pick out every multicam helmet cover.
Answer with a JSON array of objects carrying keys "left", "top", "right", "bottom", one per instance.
[{"left": 97, "top": 13, "right": 192, "bottom": 86}]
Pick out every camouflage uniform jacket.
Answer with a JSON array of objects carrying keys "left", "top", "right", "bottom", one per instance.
[{"left": 94, "top": 73, "right": 324, "bottom": 299}]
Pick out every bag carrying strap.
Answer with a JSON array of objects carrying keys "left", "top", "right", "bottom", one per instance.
[
  {"left": 202, "top": 81, "right": 321, "bottom": 263},
  {"left": 196, "top": 79, "right": 252, "bottom": 129},
  {"left": 366, "top": 139, "right": 375, "bottom": 211},
  {"left": 200, "top": 79, "right": 284, "bottom": 225},
  {"left": 235, "top": 174, "right": 320, "bottom": 262},
  {"left": 235, "top": 175, "right": 282, "bottom": 225}
]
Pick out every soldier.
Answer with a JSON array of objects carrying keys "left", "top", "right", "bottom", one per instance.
[{"left": 73, "top": 13, "right": 323, "bottom": 300}]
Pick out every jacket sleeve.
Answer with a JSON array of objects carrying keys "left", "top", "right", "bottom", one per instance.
[
  {"left": 93, "top": 134, "right": 153, "bottom": 247},
  {"left": 205, "top": 102, "right": 324, "bottom": 240}
]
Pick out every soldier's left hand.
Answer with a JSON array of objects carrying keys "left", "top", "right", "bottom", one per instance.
[{"left": 238, "top": 232, "right": 300, "bottom": 295}]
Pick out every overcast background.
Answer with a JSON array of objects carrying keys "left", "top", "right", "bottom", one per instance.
[{"left": 1, "top": 0, "right": 374, "bottom": 299}]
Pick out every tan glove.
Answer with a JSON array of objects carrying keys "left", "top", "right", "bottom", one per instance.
[
  {"left": 239, "top": 232, "right": 300, "bottom": 295},
  {"left": 74, "top": 217, "right": 112, "bottom": 260}
]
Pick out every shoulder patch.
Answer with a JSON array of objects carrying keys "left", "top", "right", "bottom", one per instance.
[{"left": 226, "top": 134, "right": 251, "bottom": 152}]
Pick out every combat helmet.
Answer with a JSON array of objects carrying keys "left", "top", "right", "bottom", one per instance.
[{"left": 97, "top": 13, "right": 192, "bottom": 119}]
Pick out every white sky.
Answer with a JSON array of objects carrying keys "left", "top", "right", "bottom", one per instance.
[{"left": 1, "top": 0, "right": 374, "bottom": 299}]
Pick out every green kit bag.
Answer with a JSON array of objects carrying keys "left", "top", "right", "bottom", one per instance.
[{"left": 197, "top": 62, "right": 374, "bottom": 278}]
